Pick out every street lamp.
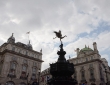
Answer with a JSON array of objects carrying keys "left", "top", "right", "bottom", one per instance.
[{"left": 38, "top": 69, "right": 40, "bottom": 85}]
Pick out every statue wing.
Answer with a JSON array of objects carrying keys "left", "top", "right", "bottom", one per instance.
[{"left": 53, "top": 31, "right": 57, "bottom": 34}]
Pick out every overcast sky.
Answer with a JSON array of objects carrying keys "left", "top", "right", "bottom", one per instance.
[{"left": 0, "top": 0, "right": 110, "bottom": 71}]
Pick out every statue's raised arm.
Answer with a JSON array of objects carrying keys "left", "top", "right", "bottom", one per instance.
[{"left": 53, "top": 30, "right": 67, "bottom": 44}]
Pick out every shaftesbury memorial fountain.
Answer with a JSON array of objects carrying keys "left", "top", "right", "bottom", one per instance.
[{"left": 47, "top": 30, "right": 78, "bottom": 85}]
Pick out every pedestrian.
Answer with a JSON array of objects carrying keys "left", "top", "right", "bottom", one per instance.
[{"left": 32, "top": 79, "right": 38, "bottom": 85}]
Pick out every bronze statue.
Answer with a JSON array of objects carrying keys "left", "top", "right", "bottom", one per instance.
[{"left": 53, "top": 30, "right": 67, "bottom": 43}]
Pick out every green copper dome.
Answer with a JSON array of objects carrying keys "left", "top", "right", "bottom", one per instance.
[{"left": 81, "top": 45, "right": 93, "bottom": 51}]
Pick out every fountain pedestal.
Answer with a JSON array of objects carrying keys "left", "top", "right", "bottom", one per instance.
[{"left": 47, "top": 43, "right": 78, "bottom": 85}]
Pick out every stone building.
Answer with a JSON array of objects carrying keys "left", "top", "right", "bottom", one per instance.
[
  {"left": 69, "top": 42, "right": 110, "bottom": 85},
  {"left": 40, "top": 68, "right": 51, "bottom": 85},
  {"left": 41, "top": 42, "right": 110, "bottom": 85},
  {"left": 0, "top": 34, "right": 43, "bottom": 85}
]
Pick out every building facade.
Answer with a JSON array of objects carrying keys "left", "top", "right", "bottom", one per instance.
[
  {"left": 40, "top": 68, "right": 51, "bottom": 85},
  {"left": 41, "top": 42, "right": 110, "bottom": 85},
  {"left": 69, "top": 42, "right": 110, "bottom": 85},
  {"left": 0, "top": 34, "right": 43, "bottom": 85}
]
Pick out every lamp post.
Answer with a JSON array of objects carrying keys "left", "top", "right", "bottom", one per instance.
[{"left": 38, "top": 69, "right": 40, "bottom": 85}]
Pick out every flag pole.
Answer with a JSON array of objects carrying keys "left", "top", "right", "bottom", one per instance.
[{"left": 26, "top": 31, "right": 30, "bottom": 43}]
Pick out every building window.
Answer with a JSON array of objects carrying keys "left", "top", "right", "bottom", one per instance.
[
  {"left": 76, "top": 60, "right": 78, "bottom": 64},
  {"left": 99, "top": 67, "right": 104, "bottom": 81},
  {"left": 6, "top": 81, "right": 15, "bottom": 85},
  {"left": 10, "top": 63, "right": 16, "bottom": 69},
  {"left": 91, "top": 56, "right": 93, "bottom": 60},
  {"left": 33, "top": 62, "right": 37, "bottom": 66},
  {"left": 20, "top": 65, "right": 27, "bottom": 79},
  {"left": 90, "top": 69, "right": 94, "bottom": 79},
  {"left": 0, "top": 62, "right": 3, "bottom": 74},
  {"left": 81, "top": 71, "right": 85, "bottom": 80},
  {"left": 80, "top": 66, "right": 85, "bottom": 80},
  {"left": 86, "top": 58, "right": 88, "bottom": 61},
  {"left": 89, "top": 64, "right": 93, "bottom": 68},
  {"left": 23, "top": 59, "right": 27, "bottom": 64},
  {"left": 22, "top": 65, "right": 27, "bottom": 72},
  {"left": 8, "top": 62, "right": 16, "bottom": 78},
  {"left": 25, "top": 51, "right": 28, "bottom": 55},
  {"left": 81, "top": 66, "right": 84, "bottom": 69},
  {"left": 74, "top": 71, "right": 77, "bottom": 79},
  {"left": 31, "top": 68, "right": 37, "bottom": 80},
  {"left": 12, "top": 57, "right": 17, "bottom": 61},
  {"left": 12, "top": 47, "right": 15, "bottom": 51}
]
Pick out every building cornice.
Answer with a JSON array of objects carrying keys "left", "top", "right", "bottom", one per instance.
[
  {"left": 0, "top": 49, "right": 44, "bottom": 62},
  {"left": 74, "top": 59, "right": 102, "bottom": 66},
  {"left": 69, "top": 52, "right": 101, "bottom": 61},
  {"left": 0, "top": 43, "right": 42, "bottom": 55}
]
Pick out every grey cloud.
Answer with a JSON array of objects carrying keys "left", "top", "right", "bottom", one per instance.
[{"left": 0, "top": 0, "right": 110, "bottom": 70}]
